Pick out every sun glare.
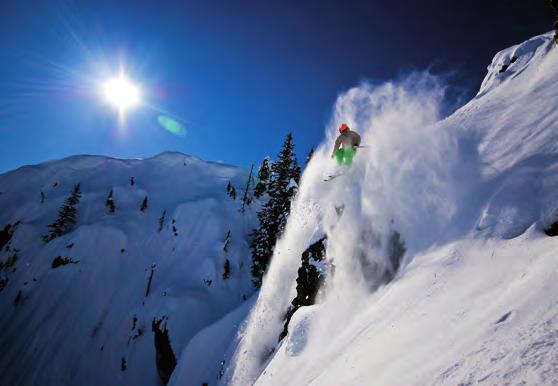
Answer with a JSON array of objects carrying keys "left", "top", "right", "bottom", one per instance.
[{"left": 102, "top": 74, "right": 140, "bottom": 111}]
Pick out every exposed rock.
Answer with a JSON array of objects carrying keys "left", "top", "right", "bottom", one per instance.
[{"left": 152, "top": 317, "right": 177, "bottom": 385}]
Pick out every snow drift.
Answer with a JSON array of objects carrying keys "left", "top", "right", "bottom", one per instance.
[{"left": 225, "top": 32, "right": 558, "bottom": 385}]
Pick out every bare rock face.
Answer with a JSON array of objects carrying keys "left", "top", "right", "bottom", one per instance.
[
  {"left": 152, "top": 317, "right": 177, "bottom": 385},
  {"left": 279, "top": 237, "right": 327, "bottom": 342},
  {"left": 544, "top": 220, "right": 558, "bottom": 236}
]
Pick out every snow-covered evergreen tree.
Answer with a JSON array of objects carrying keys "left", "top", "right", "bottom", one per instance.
[
  {"left": 140, "top": 196, "right": 148, "bottom": 212},
  {"left": 250, "top": 133, "right": 300, "bottom": 287},
  {"left": 106, "top": 189, "right": 116, "bottom": 213},
  {"left": 42, "top": 183, "right": 81, "bottom": 243},
  {"left": 223, "top": 230, "right": 231, "bottom": 252},
  {"left": 223, "top": 259, "right": 231, "bottom": 280},
  {"left": 158, "top": 210, "right": 167, "bottom": 232},
  {"left": 226, "top": 181, "right": 236, "bottom": 200},
  {"left": 253, "top": 157, "right": 271, "bottom": 198},
  {"left": 239, "top": 164, "right": 255, "bottom": 214}
]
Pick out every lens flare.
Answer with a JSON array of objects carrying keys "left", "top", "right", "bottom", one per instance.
[{"left": 158, "top": 115, "right": 187, "bottom": 137}]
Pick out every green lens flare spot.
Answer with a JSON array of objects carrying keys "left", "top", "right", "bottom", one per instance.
[{"left": 158, "top": 115, "right": 187, "bottom": 137}]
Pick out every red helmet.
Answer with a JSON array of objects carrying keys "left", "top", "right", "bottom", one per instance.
[{"left": 339, "top": 123, "right": 349, "bottom": 133}]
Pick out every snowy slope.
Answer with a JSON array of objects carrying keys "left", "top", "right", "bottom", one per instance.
[
  {"left": 0, "top": 152, "right": 257, "bottom": 386},
  {"left": 2, "top": 31, "right": 557, "bottom": 386},
  {"left": 223, "top": 32, "right": 558, "bottom": 385}
]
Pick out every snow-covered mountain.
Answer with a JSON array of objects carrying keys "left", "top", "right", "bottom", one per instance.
[
  {"left": 2, "top": 31, "right": 558, "bottom": 386},
  {"left": 0, "top": 152, "right": 258, "bottom": 385},
  {"left": 220, "top": 32, "right": 558, "bottom": 385}
]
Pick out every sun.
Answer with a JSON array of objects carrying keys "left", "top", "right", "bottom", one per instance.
[{"left": 102, "top": 73, "right": 141, "bottom": 111}]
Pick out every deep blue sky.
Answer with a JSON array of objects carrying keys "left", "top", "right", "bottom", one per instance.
[{"left": 0, "top": 0, "right": 552, "bottom": 173}]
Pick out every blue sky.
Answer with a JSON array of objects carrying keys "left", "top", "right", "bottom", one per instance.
[{"left": 0, "top": 0, "right": 552, "bottom": 173}]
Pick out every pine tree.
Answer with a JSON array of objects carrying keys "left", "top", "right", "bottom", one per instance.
[
  {"left": 222, "top": 231, "right": 232, "bottom": 280},
  {"left": 254, "top": 157, "right": 271, "bottom": 198},
  {"left": 292, "top": 164, "right": 301, "bottom": 187},
  {"left": 42, "top": 183, "right": 82, "bottom": 243},
  {"left": 226, "top": 181, "right": 236, "bottom": 200},
  {"left": 239, "top": 164, "right": 255, "bottom": 214},
  {"left": 106, "top": 189, "right": 116, "bottom": 213},
  {"left": 223, "top": 230, "right": 231, "bottom": 252},
  {"left": 250, "top": 133, "right": 301, "bottom": 287},
  {"left": 158, "top": 210, "right": 167, "bottom": 232},
  {"left": 172, "top": 219, "right": 178, "bottom": 236},
  {"left": 222, "top": 259, "right": 231, "bottom": 280},
  {"left": 140, "top": 196, "right": 148, "bottom": 212}
]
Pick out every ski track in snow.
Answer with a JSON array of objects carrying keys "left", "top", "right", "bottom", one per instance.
[{"left": 436, "top": 313, "right": 558, "bottom": 385}]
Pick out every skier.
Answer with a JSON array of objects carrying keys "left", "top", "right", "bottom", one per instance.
[{"left": 331, "top": 123, "right": 361, "bottom": 166}]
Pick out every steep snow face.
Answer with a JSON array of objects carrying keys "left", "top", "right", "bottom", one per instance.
[
  {"left": 226, "top": 32, "right": 558, "bottom": 385},
  {"left": 478, "top": 33, "right": 552, "bottom": 97},
  {"left": 0, "top": 152, "right": 257, "bottom": 386}
]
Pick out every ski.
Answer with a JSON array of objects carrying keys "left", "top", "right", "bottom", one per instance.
[{"left": 323, "top": 173, "right": 343, "bottom": 182}]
